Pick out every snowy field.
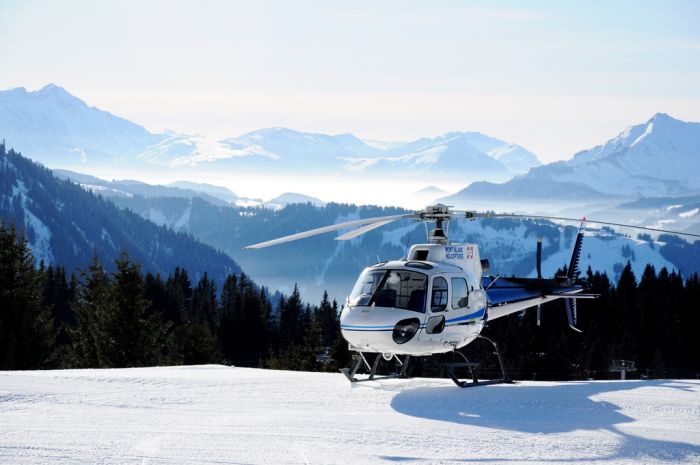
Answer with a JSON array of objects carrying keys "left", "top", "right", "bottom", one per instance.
[{"left": 1, "top": 366, "right": 699, "bottom": 465}]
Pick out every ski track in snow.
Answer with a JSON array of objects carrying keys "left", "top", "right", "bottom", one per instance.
[{"left": 1, "top": 366, "right": 699, "bottom": 465}]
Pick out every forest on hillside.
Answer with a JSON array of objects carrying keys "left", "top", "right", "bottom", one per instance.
[
  {"left": 0, "top": 143, "right": 240, "bottom": 286},
  {"left": 1, "top": 222, "right": 699, "bottom": 380}
]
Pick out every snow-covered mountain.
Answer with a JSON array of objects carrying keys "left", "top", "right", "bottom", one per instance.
[
  {"left": 55, "top": 169, "right": 323, "bottom": 211},
  {"left": 391, "top": 132, "right": 540, "bottom": 173},
  {"left": 195, "top": 128, "right": 374, "bottom": 171},
  {"left": 188, "top": 128, "right": 541, "bottom": 182},
  {"left": 0, "top": 84, "right": 194, "bottom": 167},
  {"left": 1, "top": 85, "right": 540, "bottom": 183},
  {"left": 443, "top": 113, "right": 700, "bottom": 208},
  {"left": 536, "top": 113, "right": 700, "bottom": 196},
  {"left": 337, "top": 132, "right": 540, "bottom": 182},
  {"left": 268, "top": 192, "right": 326, "bottom": 208},
  {"left": 52, "top": 169, "right": 232, "bottom": 206},
  {"left": 167, "top": 181, "right": 239, "bottom": 203},
  {"left": 340, "top": 135, "right": 512, "bottom": 181},
  {"left": 582, "top": 195, "right": 700, "bottom": 236}
]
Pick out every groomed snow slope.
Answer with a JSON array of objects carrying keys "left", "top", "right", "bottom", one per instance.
[{"left": 1, "top": 366, "right": 699, "bottom": 464}]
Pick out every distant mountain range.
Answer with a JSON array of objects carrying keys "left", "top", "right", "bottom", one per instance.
[
  {"left": 51, "top": 169, "right": 694, "bottom": 302},
  {"left": 3, "top": 140, "right": 697, "bottom": 302},
  {"left": 442, "top": 113, "right": 700, "bottom": 208},
  {"left": 5, "top": 84, "right": 699, "bottom": 214},
  {"left": 0, "top": 84, "right": 541, "bottom": 183},
  {"left": 3, "top": 83, "right": 700, "bottom": 302},
  {"left": 0, "top": 143, "right": 240, "bottom": 285},
  {"left": 52, "top": 169, "right": 325, "bottom": 210},
  {"left": 52, "top": 169, "right": 234, "bottom": 206}
]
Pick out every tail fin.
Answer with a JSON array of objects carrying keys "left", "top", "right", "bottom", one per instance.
[
  {"left": 567, "top": 222, "right": 585, "bottom": 280},
  {"left": 565, "top": 221, "right": 585, "bottom": 333}
]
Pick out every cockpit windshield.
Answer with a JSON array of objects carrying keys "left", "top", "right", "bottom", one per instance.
[
  {"left": 348, "top": 269, "right": 385, "bottom": 307},
  {"left": 348, "top": 268, "right": 428, "bottom": 313}
]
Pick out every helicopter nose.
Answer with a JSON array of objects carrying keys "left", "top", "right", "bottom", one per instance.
[{"left": 340, "top": 306, "right": 423, "bottom": 353}]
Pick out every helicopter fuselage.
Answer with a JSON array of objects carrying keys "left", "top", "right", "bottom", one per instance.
[{"left": 340, "top": 245, "right": 488, "bottom": 356}]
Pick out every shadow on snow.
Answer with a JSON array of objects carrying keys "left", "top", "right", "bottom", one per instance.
[{"left": 390, "top": 380, "right": 700, "bottom": 462}]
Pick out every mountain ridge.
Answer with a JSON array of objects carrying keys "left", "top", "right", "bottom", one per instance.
[
  {"left": 442, "top": 113, "right": 700, "bottom": 208},
  {"left": 0, "top": 84, "right": 541, "bottom": 181},
  {"left": 0, "top": 143, "right": 241, "bottom": 285}
]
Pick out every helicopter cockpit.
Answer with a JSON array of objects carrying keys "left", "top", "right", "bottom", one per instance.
[{"left": 349, "top": 268, "right": 428, "bottom": 313}]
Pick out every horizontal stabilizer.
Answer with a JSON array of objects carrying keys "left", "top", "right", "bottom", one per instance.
[{"left": 546, "top": 293, "right": 598, "bottom": 299}]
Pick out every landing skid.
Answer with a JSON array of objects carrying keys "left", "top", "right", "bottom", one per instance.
[
  {"left": 341, "top": 352, "right": 411, "bottom": 383},
  {"left": 340, "top": 336, "right": 513, "bottom": 388},
  {"left": 444, "top": 335, "right": 513, "bottom": 388}
]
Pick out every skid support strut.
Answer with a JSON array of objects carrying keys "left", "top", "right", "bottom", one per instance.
[
  {"left": 444, "top": 335, "right": 513, "bottom": 388},
  {"left": 341, "top": 353, "right": 411, "bottom": 383}
]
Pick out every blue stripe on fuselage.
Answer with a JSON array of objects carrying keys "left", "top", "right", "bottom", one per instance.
[
  {"left": 341, "top": 324, "right": 427, "bottom": 332},
  {"left": 341, "top": 308, "right": 486, "bottom": 332},
  {"left": 445, "top": 307, "right": 485, "bottom": 325}
]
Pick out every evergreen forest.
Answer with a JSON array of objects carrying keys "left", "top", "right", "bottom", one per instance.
[{"left": 1, "top": 222, "right": 699, "bottom": 380}]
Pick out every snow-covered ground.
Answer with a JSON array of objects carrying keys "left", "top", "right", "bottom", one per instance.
[{"left": 1, "top": 366, "right": 699, "bottom": 464}]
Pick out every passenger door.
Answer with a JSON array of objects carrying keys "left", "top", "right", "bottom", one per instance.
[{"left": 419, "top": 276, "right": 448, "bottom": 344}]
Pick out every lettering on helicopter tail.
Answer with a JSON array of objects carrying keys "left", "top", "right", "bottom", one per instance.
[{"left": 444, "top": 245, "right": 465, "bottom": 260}]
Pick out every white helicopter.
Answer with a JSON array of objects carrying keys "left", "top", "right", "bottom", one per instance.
[{"left": 245, "top": 204, "right": 700, "bottom": 387}]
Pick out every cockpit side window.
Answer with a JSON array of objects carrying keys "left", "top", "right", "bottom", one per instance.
[
  {"left": 451, "top": 277, "right": 469, "bottom": 309},
  {"left": 431, "top": 276, "right": 448, "bottom": 312}
]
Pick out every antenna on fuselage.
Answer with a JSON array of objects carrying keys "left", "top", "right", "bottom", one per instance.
[{"left": 536, "top": 237, "right": 543, "bottom": 279}]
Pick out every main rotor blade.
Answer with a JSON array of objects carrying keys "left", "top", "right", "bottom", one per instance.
[
  {"left": 335, "top": 219, "right": 398, "bottom": 241},
  {"left": 477, "top": 212, "right": 700, "bottom": 239},
  {"left": 244, "top": 214, "right": 412, "bottom": 249}
]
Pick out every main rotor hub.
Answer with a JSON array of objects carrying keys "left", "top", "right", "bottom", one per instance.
[{"left": 420, "top": 204, "right": 452, "bottom": 244}]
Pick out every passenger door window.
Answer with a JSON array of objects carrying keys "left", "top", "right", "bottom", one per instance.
[
  {"left": 431, "top": 276, "right": 448, "bottom": 312},
  {"left": 451, "top": 277, "right": 469, "bottom": 309}
]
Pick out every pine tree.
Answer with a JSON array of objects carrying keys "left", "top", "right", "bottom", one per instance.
[
  {"left": 299, "top": 315, "right": 322, "bottom": 372},
  {"left": 220, "top": 273, "right": 242, "bottom": 364},
  {"left": 111, "top": 251, "right": 170, "bottom": 367},
  {"left": 315, "top": 290, "right": 338, "bottom": 348},
  {"left": 0, "top": 223, "right": 53, "bottom": 369},
  {"left": 615, "top": 262, "right": 639, "bottom": 360},
  {"left": 328, "top": 298, "right": 351, "bottom": 370},
  {"left": 239, "top": 274, "right": 268, "bottom": 366},
  {"left": 182, "top": 273, "right": 219, "bottom": 364},
  {"left": 278, "top": 284, "right": 304, "bottom": 346},
  {"left": 41, "top": 265, "right": 76, "bottom": 367},
  {"left": 164, "top": 268, "right": 193, "bottom": 363},
  {"left": 70, "top": 253, "right": 118, "bottom": 368}
]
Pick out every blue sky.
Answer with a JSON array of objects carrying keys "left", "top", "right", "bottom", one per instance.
[{"left": 1, "top": 0, "right": 699, "bottom": 162}]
